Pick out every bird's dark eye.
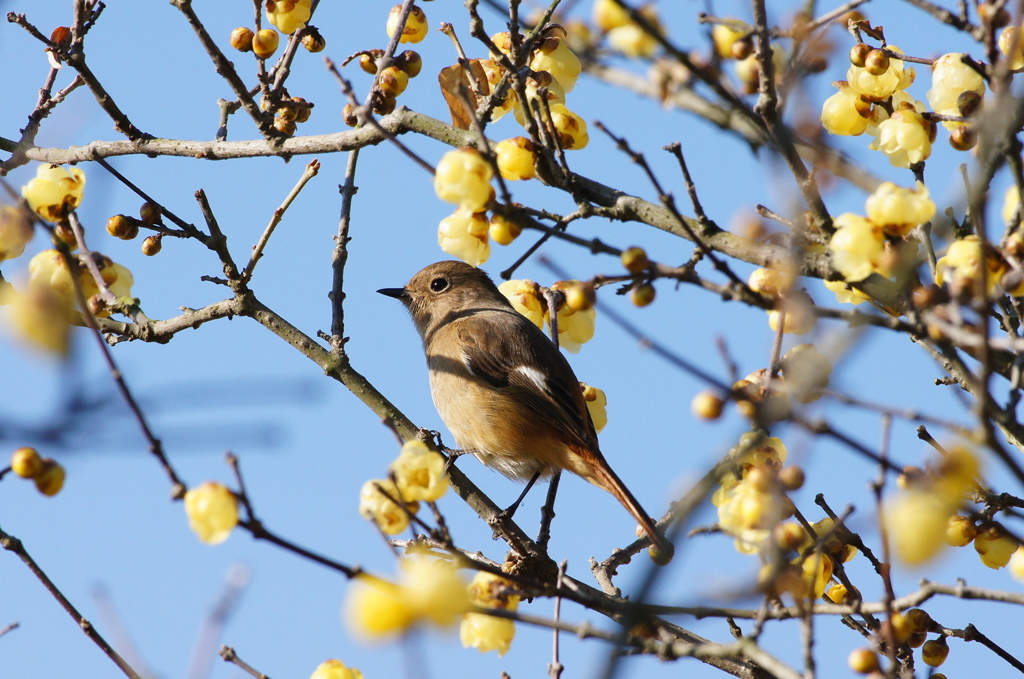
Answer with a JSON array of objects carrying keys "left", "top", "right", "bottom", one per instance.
[{"left": 429, "top": 276, "right": 450, "bottom": 293}]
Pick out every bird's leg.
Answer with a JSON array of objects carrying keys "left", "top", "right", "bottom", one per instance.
[
  {"left": 498, "top": 469, "right": 542, "bottom": 521},
  {"left": 537, "top": 469, "right": 561, "bottom": 549},
  {"left": 443, "top": 448, "right": 473, "bottom": 474}
]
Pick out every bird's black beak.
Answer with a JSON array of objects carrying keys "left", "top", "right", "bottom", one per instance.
[{"left": 377, "top": 287, "right": 408, "bottom": 301}]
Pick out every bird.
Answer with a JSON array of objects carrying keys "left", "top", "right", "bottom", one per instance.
[{"left": 378, "top": 260, "right": 673, "bottom": 561}]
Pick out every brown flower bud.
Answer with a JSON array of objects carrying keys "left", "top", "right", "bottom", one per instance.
[
  {"left": 949, "top": 125, "right": 977, "bottom": 151},
  {"left": 849, "top": 43, "right": 871, "bottom": 67},
  {"left": 230, "top": 27, "right": 255, "bottom": 52},
  {"left": 140, "top": 201, "right": 160, "bottom": 225},
  {"left": 141, "top": 234, "right": 162, "bottom": 256},
  {"left": 54, "top": 221, "right": 77, "bottom": 249},
  {"left": 342, "top": 103, "right": 359, "bottom": 127},
  {"left": 395, "top": 50, "right": 422, "bottom": 78},
  {"left": 864, "top": 49, "right": 890, "bottom": 76},
  {"left": 301, "top": 27, "right": 325, "bottom": 53}
]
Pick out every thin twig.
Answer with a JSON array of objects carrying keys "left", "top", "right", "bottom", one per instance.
[
  {"left": 0, "top": 525, "right": 144, "bottom": 679},
  {"left": 330, "top": 148, "right": 360, "bottom": 353},
  {"left": 218, "top": 646, "right": 269, "bottom": 679},
  {"left": 241, "top": 159, "right": 320, "bottom": 282},
  {"left": 324, "top": 59, "right": 435, "bottom": 174}
]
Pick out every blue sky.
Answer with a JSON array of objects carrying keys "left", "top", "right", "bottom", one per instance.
[{"left": 1, "top": 1, "right": 1021, "bottom": 678}]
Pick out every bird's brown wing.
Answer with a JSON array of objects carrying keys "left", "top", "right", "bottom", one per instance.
[{"left": 456, "top": 309, "right": 598, "bottom": 453}]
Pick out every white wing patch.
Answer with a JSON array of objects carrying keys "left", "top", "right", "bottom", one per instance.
[{"left": 515, "top": 365, "right": 548, "bottom": 395}]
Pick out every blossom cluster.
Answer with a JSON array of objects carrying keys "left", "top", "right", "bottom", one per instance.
[
  {"left": 431, "top": 24, "right": 589, "bottom": 265},
  {"left": 358, "top": 440, "right": 447, "bottom": 536},
  {"left": 821, "top": 44, "right": 988, "bottom": 165}
]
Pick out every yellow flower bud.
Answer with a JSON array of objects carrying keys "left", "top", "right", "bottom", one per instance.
[
  {"left": 11, "top": 447, "right": 44, "bottom": 478},
  {"left": 252, "top": 29, "right": 280, "bottom": 59},
  {"left": 184, "top": 482, "right": 238, "bottom": 544},
  {"left": 230, "top": 27, "right": 255, "bottom": 52},
  {"left": 494, "top": 137, "right": 537, "bottom": 181},
  {"left": 34, "top": 458, "right": 66, "bottom": 496}
]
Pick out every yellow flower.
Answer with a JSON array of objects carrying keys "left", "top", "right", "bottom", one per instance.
[
  {"left": 823, "top": 279, "right": 870, "bottom": 305},
  {"left": 734, "top": 44, "right": 786, "bottom": 93},
  {"left": 935, "top": 235, "right": 1006, "bottom": 298},
  {"left": 346, "top": 574, "right": 416, "bottom": 639},
  {"left": 731, "top": 431, "right": 788, "bottom": 468},
  {"left": 1003, "top": 184, "right": 1021, "bottom": 227},
  {"left": 461, "top": 613, "right": 516, "bottom": 656},
  {"left": 29, "top": 249, "right": 76, "bottom": 296},
  {"left": 998, "top": 26, "right": 1024, "bottom": 70},
  {"left": 10, "top": 447, "right": 44, "bottom": 479},
  {"left": 828, "top": 213, "right": 884, "bottom": 282},
  {"left": 865, "top": 182, "right": 936, "bottom": 238},
  {"left": 748, "top": 266, "right": 794, "bottom": 298},
  {"left": 553, "top": 303, "right": 595, "bottom": 354},
  {"left": 345, "top": 559, "right": 469, "bottom": 640},
  {"left": 870, "top": 107, "right": 932, "bottom": 168},
  {"left": 437, "top": 209, "right": 491, "bottom": 267},
  {"left": 608, "top": 22, "right": 657, "bottom": 58},
  {"left": 400, "top": 556, "right": 469, "bottom": 626},
  {"left": 358, "top": 478, "right": 417, "bottom": 535},
  {"left": 927, "top": 53, "right": 985, "bottom": 130},
  {"left": 592, "top": 0, "right": 630, "bottom": 32},
  {"left": 0, "top": 205, "right": 34, "bottom": 261},
  {"left": 545, "top": 103, "right": 589, "bottom": 150},
  {"left": 433, "top": 148, "right": 494, "bottom": 213},
  {"left": 512, "top": 72, "right": 566, "bottom": 127},
  {"left": 974, "top": 525, "right": 1018, "bottom": 569},
  {"left": 391, "top": 440, "right": 447, "bottom": 502},
  {"left": 265, "top": 0, "right": 311, "bottom": 34},
  {"left": 310, "top": 659, "right": 364, "bottom": 679},
  {"left": 847, "top": 46, "right": 914, "bottom": 101},
  {"left": 795, "top": 552, "right": 833, "bottom": 599},
  {"left": 461, "top": 571, "right": 519, "bottom": 656},
  {"left": 386, "top": 4, "right": 427, "bottom": 44},
  {"left": 529, "top": 38, "right": 582, "bottom": 92},
  {"left": 711, "top": 21, "right": 748, "bottom": 59},
  {"left": 580, "top": 382, "right": 608, "bottom": 432},
  {"left": 498, "top": 279, "right": 545, "bottom": 328},
  {"left": 489, "top": 214, "right": 523, "bottom": 246},
  {"left": 21, "top": 164, "right": 86, "bottom": 222},
  {"left": 946, "top": 514, "right": 977, "bottom": 547},
  {"left": 820, "top": 81, "right": 870, "bottom": 136},
  {"left": 888, "top": 447, "right": 981, "bottom": 566},
  {"left": 478, "top": 59, "right": 513, "bottom": 122},
  {"left": 1009, "top": 545, "right": 1024, "bottom": 582},
  {"left": 184, "top": 482, "right": 239, "bottom": 545}
]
